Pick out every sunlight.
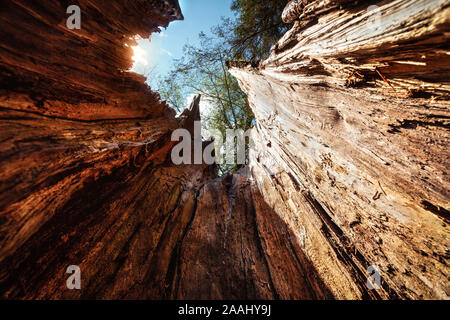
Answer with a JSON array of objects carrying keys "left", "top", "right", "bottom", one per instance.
[
  {"left": 131, "top": 44, "right": 149, "bottom": 67},
  {"left": 129, "top": 38, "right": 163, "bottom": 77}
]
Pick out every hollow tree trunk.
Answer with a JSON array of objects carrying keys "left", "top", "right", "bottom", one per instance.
[{"left": 0, "top": 0, "right": 448, "bottom": 300}]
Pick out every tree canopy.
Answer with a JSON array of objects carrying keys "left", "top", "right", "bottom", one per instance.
[{"left": 230, "top": 0, "right": 291, "bottom": 60}]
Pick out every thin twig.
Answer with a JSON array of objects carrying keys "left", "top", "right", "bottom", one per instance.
[{"left": 375, "top": 67, "right": 395, "bottom": 91}]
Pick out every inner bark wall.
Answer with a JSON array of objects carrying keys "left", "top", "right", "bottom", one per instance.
[
  {"left": 0, "top": 0, "right": 335, "bottom": 300},
  {"left": 231, "top": 0, "right": 449, "bottom": 299}
]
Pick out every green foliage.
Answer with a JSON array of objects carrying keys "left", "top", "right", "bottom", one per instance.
[
  {"left": 155, "top": 70, "right": 186, "bottom": 113},
  {"left": 173, "top": 28, "right": 254, "bottom": 174},
  {"left": 156, "top": 0, "right": 289, "bottom": 173},
  {"left": 230, "top": 0, "right": 291, "bottom": 60}
]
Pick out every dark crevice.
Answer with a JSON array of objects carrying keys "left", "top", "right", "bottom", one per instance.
[
  {"left": 388, "top": 119, "right": 450, "bottom": 134},
  {"left": 249, "top": 188, "right": 280, "bottom": 300},
  {"left": 167, "top": 183, "right": 205, "bottom": 299},
  {"left": 421, "top": 201, "right": 450, "bottom": 224},
  {"left": 0, "top": 105, "right": 157, "bottom": 123},
  {"left": 301, "top": 190, "right": 403, "bottom": 300}
]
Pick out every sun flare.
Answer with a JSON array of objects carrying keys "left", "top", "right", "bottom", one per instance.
[{"left": 131, "top": 44, "right": 149, "bottom": 67}]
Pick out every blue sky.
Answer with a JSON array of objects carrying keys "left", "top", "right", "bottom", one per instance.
[{"left": 132, "top": 0, "right": 234, "bottom": 81}]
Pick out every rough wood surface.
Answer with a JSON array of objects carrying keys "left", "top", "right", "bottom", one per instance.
[
  {"left": 0, "top": 0, "right": 448, "bottom": 300},
  {"left": 230, "top": 0, "right": 450, "bottom": 299},
  {"left": 0, "top": 0, "right": 182, "bottom": 120}
]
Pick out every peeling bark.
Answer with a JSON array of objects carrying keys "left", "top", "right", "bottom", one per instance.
[{"left": 230, "top": 0, "right": 450, "bottom": 299}]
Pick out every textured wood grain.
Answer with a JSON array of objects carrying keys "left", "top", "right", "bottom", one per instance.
[{"left": 230, "top": 0, "right": 450, "bottom": 299}]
